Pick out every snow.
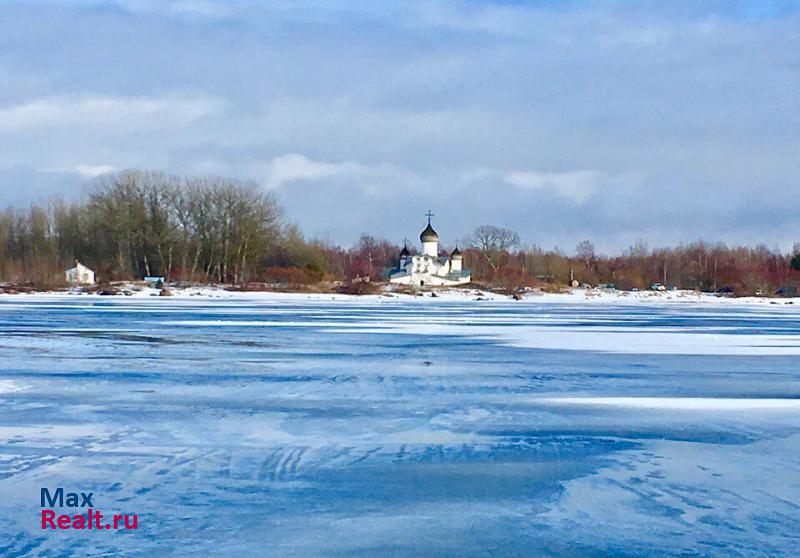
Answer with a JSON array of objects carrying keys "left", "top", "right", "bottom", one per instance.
[
  {"left": 0, "top": 295, "right": 799, "bottom": 556},
  {"left": 0, "top": 379, "right": 27, "bottom": 394},
  {"left": 4, "top": 283, "right": 800, "bottom": 307}
]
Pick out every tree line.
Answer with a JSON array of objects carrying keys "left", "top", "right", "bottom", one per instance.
[
  {"left": 461, "top": 225, "right": 800, "bottom": 295},
  {"left": 0, "top": 170, "right": 287, "bottom": 285},
  {"left": 2, "top": 170, "right": 800, "bottom": 294}
]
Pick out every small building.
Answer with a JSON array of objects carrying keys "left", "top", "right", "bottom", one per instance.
[
  {"left": 144, "top": 276, "right": 165, "bottom": 288},
  {"left": 388, "top": 214, "right": 471, "bottom": 286},
  {"left": 65, "top": 261, "right": 95, "bottom": 285}
]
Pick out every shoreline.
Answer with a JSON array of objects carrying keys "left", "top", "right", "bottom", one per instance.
[{"left": 1, "top": 284, "right": 798, "bottom": 307}]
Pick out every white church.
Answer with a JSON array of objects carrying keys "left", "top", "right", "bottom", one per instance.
[{"left": 388, "top": 214, "right": 471, "bottom": 286}]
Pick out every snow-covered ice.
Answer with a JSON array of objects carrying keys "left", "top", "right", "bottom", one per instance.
[{"left": 0, "top": 293, "right": 799, "bottom": 556}]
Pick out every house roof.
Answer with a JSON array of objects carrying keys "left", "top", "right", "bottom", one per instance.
[
  {"left": 446, "top": 269, "right": 471, "bottom": 279},
  {"left": 66, "top": 261, "right": 93, "bottom": 272}
]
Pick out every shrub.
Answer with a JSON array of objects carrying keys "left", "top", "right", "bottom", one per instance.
[
  {"left": 262, "top": 266, "right": 316, "bottom": 285},
  {"left": 338, "top": 281, "right": 380, "bottom": 295}
]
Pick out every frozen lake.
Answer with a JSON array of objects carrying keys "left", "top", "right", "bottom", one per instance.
[{"left": 1, "top": 295, "right": 799, "bottom": 557}]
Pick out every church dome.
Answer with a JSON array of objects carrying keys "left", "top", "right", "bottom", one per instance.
[
  {"left": 420, "top": 223, "right": 438, "bottom": 242},
  {"left": 450, "top": 246, "right": 462, "bottom": 259},
  {"left": 399, "top": 245, "right": 410, "bottom": 257}
]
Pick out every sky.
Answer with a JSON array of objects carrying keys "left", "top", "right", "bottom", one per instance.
[{"left": 1, "top": 0, "right": 799, "bottom": 253}]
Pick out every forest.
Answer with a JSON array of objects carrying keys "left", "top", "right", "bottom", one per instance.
[{"left": 2, "top": 170, "right": 800, "bottom": 295}]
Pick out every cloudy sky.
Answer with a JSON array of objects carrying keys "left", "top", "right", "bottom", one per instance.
[{"left": 1, "top": 0, "right": 799, "bottom": 252}]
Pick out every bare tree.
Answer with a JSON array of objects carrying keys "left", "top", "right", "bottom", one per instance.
[
  {"left": 469, "top": 225, "right": 520, "bottom": 272},
  {"left": 80, "top": 170, "right": 283, "bottom": 284},
  {"left": 575, "top": 240, "right": 596, "bottom": 269}
]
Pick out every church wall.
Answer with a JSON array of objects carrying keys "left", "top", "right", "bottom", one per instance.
[
  {"left": 388, "top": 269, "right": 470, "bottom": 286},
  {"left": 422, "top": 241, "right": 438, "bottom": 257}
]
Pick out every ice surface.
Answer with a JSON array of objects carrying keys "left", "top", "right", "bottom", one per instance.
[
  {"left": 540, "top": 397, "right": 800, "bottom": 410},
  {"left": 0, "top": 294, "right": 799, "bottom": 557}
]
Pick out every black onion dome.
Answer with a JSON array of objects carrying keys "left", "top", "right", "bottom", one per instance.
[
  {"left": 400, "top": 245, "right": 410, "bottom": 257},
  {"left": 450, "top": 246, "right": 462, "bottom": 259},
  {"left": 420, "top": 223, "right": 439, "bottom": 242}
]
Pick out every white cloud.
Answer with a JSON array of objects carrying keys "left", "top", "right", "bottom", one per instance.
[
  {"left": 503, "top": 170, "right": 607, "bottom": 203},
  {"left": 0, "top": 95, "right": 222, "bottom": 134},
  {"left": 0, "top": 94, "right": 223, "bottom": 175},
  {"left": 68, "top": 164, "right": 117, "bottom": 178},
  {"left": 37, "top": 164, "right": 116, "bottom": 178},
  {"left": 257, "top": 154, "right": 422, "bottom": 198},
  {"left": 260, "top": 154, "right": 367, "bottom": 189}
]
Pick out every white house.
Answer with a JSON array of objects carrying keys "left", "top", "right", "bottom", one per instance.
[
  {"left": 65, "top": 261, "right": 95, "bottom": 285},
  {"left": 388, "top": 216, "right": 471, "bottom": 286}
]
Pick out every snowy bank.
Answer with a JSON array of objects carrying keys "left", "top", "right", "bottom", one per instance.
[{"left": 2, "top": 284, "right": 799, "bottom": 307}]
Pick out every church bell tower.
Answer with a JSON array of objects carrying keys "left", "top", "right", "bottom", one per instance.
[{"left": 420, "top": 211, "right": 439, "bottom": 258}]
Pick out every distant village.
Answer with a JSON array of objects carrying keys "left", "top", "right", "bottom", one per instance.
[{"left": 3, "top": 170, "right": 800, "bottom": 297}]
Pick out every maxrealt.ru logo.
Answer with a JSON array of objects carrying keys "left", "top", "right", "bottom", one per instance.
[{"left": 40, "top": 488, "right": 139, "bottom": 530}]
